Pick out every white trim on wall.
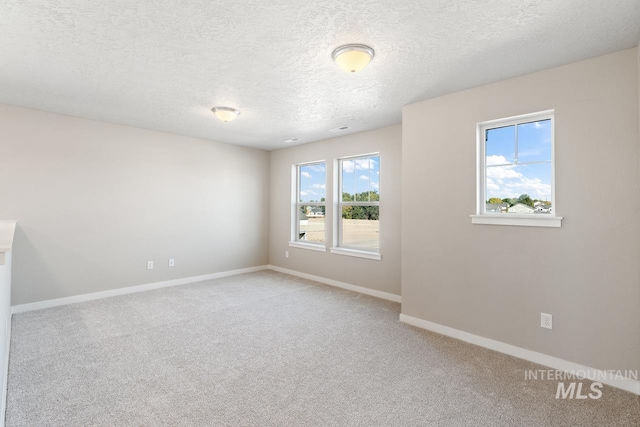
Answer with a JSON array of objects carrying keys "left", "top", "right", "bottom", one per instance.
[
  {"left": 268, "top": 265, "right": 401, "bottom": 303},
  {"left": 399, "top": 313, "right": 640, "bottom": 396},
  {"left": 11, "top": 265, "right": 269, "bottom": 314},
  {"left": 10, "top": 264, "right": 402, "bottom": 314}
]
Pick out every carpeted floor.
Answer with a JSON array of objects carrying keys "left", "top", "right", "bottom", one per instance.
[{"left": 6, "top": 271, "right": 640, "bottom": 426}]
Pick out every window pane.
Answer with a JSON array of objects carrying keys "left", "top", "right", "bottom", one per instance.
[
  {"left": 517, "top": 119, "right": 552, "bottom": 163},
  {"left": 346, "top": 156, "right": 380, "bottom": 202},
  {"left": 342, "top": 160, "right": 355, "bottom": 201},
  {"left": 486, "top": 125, "right": 515, "bottom": 165},
  {"left": 355, "top": 157, "right": 371, "bottom": 198},
  {"left": 485, "top": 163, "right": 552, "bottom": 214},
  {"left": 297, "top": 205, "right": 325, "bottom": 243},
  {"left": 370, "top": 158, "right": 380, "bottom": 198},
  {"left": 341, "top": 205, "right": 379, "bottom": 250},
  {"left": 299, "top": 164, "right": 326, "bottom": 203}
]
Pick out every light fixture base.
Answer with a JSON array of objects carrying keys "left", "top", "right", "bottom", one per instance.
[
  {"left": 211, "top": 106, "right": 240, "bottom": 122},
  {"left": 331, "top": 44, "right": 375, "bottom": 73}
]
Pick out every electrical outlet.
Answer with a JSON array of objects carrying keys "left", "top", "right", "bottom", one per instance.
[
  {"left": 169, "top": 258, "right": 175, "bottom": 267},
  {"left": 147, "top": 261, "right": 154, "bottom": 270},
  {"left": 541, "top": 313, "right": 553, "bottom": 329},
  {"left": 285, "top": 251, "right": 289, "bottom": 258}
]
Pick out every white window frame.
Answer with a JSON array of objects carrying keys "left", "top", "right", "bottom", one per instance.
[
  {"left": 289, "top": 161, "right": 327, "bottom": 251},
  {"left": 471, "top": 110, "right": 562, "bottom": 228},
  {"left": 330, "top": 153, "right": 381, "bottom": 260}
]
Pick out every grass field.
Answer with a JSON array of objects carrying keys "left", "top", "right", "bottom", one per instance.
[{"left": 302, "top": 218, "right": 379, "bottom": 250}]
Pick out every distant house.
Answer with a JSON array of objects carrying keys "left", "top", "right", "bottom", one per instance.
[
  {"left": 508, "top": 203, "right": 535, "bottom": 214},
  {"left": 307, "top": 208, "right": 325, "bottom": 217},
  {"left": 486, "top": 203, "right": 508, "bottom": 213},
  {"left": 535, "top": 204, "right": 552, "bottom": 213}
]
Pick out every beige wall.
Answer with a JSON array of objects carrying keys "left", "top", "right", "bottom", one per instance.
[
  {"left": 0, "top": 105, "right": 270, "bottom": 305},
  {"left": 401, "top": 48, "right": 640, "bottom": 372},
  {"left": 269, "top": 125, "right": 402, "bottom": 296}
]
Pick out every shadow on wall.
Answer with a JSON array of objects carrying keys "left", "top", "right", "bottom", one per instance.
[{"left": 11, "top": 225, "right": 117, "bottom": 306}]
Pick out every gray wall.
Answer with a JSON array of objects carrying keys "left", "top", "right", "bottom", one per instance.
[
  {"left": 0, "top": 105, "right": 270, "bottom": 305},
  {"left": 402, "top": 48, "right": 640, "bottom": 372},
  {"left": 269, "top": 125, "right": 402, "bottom": 296}
]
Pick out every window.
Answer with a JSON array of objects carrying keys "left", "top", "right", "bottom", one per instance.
[
  {"left": 332, "top": 154, "right": 381, "bottom": 259},
  {"left": 292, "top": 162, "right": 326, "bottom": 248},
  {"left": 472, "top": 110, "right": 562, "bottom": 227}
]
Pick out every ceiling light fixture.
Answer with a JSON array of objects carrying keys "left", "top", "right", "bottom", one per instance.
[
  {"left": 331, "top": 44, "right": 375, "bottom": 73},
  {"left": 211, "top": 106, "right": 240, "bottom": 122},
  {"left": 283, "top": 138, "right": 300, "bottom": 143}
]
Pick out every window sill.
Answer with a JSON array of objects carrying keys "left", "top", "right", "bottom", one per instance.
[
  {"left": 330, "top": 247, "right": 381, "bottom": 260},
  {"left": 288, "top": 241, "right": 327, "bottom": 252},
  {"left": 470, "top": 214, "right": 563, "bottom": 228}
]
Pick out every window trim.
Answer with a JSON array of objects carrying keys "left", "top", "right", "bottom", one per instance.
[
  {"left": 290, "top": 160, "right": 327, "bottom": 250},
  {"left": 329, "top": 247, "right": 382, "bottom": 260},
  {"left": 472, "top": 110, "right": 562, "bottom": 228},
  {"left": 331, "top": 153, "right": 381, "bottom": 257}
]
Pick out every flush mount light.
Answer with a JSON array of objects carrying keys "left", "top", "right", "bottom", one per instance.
[
  {"left": 331, "top": 44, "right": 375, "bottom": 73},
  {"left": 211, "top": 106, "right": 240, "bottom": 122},
  {"left": 283, "top": 138, "right": 300, "bottom": 143}
]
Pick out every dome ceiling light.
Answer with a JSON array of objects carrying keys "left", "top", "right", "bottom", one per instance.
[
  {"left": 211, "top": 106, "right": 240, "bottom": 122},
  {"left": 331, "top": 44, "right": 375, "bottom": 73}
]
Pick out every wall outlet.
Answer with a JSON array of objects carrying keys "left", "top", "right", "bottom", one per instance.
[
  {"left": 147, "top": 261, "right": 154, "bottom": 270},
  {"left": 541, "top": 313, "right": 553, "bottom": 329},
  {"left": 169, "top": 258, "right": 175, "bottom": 267},
  {"left": 285, "top": 251, "right": 289, "bottom": 258}
]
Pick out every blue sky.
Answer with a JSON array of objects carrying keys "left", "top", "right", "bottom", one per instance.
[
  {"left": 298, "top": 157, "right": 380, "bottom": 203},
  {"left": 485, "top": 119, "right": 552, "bottom": 201},
  {"left": 341, "top": 156, "right": 379, "bottom": 201},
  {"left": 299, "top": 163, "right": 326, "bottom": 202}
]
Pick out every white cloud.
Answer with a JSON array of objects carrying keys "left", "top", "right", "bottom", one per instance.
[
  {"left": 359, "top": 175, "right": 369, "bottom": 180},
  {"left": 486, "top": 165, "right": 551, "bottom": 200},
  {"left": 300, "top": 171, "right": 311, "bottom": 178},
  {"left": 486, "top": 165, "right": 520, "bottom": 180},
  {"left": 342, "top": 158, "right": 377, "bottom": 173},
  {"left": 342, "top": 160, "right": 355, "bottom": 173},
  {"left": 486, "top": 155, "right": 511, "bottom": 166},
  {"left": 355, "top": 158, "right": 372, "bottom": 170},
  {"left": 311, "top": 183, "right": 325, "bottom": 189},
  {"left": 371, "top": 182, "right": 379, "bottom": 190}
]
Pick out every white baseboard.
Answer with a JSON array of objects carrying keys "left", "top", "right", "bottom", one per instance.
[
  {"left": 399, "top": 313, "right": 640, "bottom": 396},
  {"left": 11, "top": 265, "right": 269, "bottom": 314},
  {"left": 268, "top": 265, "right": 401, "bottom": 303}
]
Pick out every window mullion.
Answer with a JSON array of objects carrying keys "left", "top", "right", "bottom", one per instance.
[{"left": 514, "top": 123, "right": 519, "bottom": 164}]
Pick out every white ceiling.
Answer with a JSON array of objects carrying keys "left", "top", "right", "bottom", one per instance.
[{"left": 1, "top": 1, "right": 639, "bottom": 151}]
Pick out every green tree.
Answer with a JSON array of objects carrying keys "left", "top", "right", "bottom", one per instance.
[
  {"left": 488, "top": 198, "right": 503, "bottom": 204},
  {"left": 517, "top": 194, "right": 534, "bottom": 207},
  {"left": 342, "top": 191, "right": 379, "bottom": 220}
]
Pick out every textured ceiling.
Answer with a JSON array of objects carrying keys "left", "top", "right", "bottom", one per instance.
[{"left": 0, "top": 1, "right": 639, "bottom": 150}]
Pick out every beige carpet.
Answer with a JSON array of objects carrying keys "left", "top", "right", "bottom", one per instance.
[{"left": 6, "top": 271, "right": 640, "bottom": 426}]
